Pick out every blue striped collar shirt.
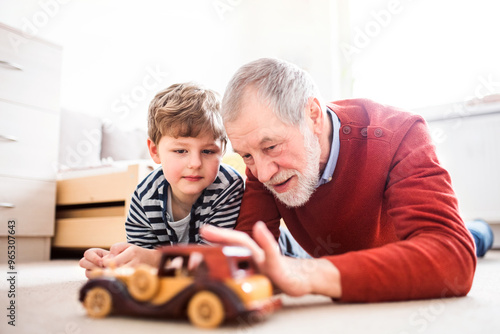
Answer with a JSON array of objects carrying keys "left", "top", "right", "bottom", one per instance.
[{"left": 317, "top": 107, "right": 341, "bottom": 187}]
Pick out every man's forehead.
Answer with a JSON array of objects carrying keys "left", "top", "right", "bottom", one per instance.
[
  {"left": 225, "top": 100, "right": 284, "bottom": 132},
  {"left": 228, "top": 122, "right": 294, "bottom": 156},
  {"left": 226, "top": 124, "right": 276, "bottom": 144},
  {"left": 227, "top": 102, "right": 284, "bottom": 128},
  {"left": 225, "top": 109, "right": 275, "bottom": 138},
  {"left": 224, "top": 86, "right": 294, "bottom": 148}
]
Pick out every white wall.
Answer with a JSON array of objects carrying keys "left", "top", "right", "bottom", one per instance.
[
  {"left": 343, "top": 0, "right": 500, "bottom": 110},
  {"left": 0, "top": 0, "right": 340, "bottom": 130},
  {"left": 417, "top": 101, "right": 500, "bottom": 248}
]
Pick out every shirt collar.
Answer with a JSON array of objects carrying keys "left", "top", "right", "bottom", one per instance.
[{"left": 317, "top": 107, "right": 341, "bottom": 187}]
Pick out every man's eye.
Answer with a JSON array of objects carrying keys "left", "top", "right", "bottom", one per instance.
[
  {"left": 265, "top": 145, "right": 276, "bottom": 152},
  {"left": 241, "top": 154, "right": 252, "bottom": 160}
]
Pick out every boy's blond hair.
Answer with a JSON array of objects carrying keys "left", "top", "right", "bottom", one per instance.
[{"left": 148, "top": 83, "right": 227, "bottom": 150}]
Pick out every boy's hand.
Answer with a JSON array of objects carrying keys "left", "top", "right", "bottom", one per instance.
[
  {"left": 79, "top": 248, "right": 110, "bottom": 278},
  {"left": 102, "top": 242, "right": 160, "bottom": 269},
  {"left": 79, "top": 243, "right": 161, "bottom": 279}
]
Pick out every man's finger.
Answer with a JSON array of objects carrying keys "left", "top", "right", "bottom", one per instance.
[
  {"left": 253, "top": 221, "right": 280, "bottom": 256},
  {"left": 201, "top": 225, "right": 265, "bottom": 262},
  {"left": 201, "top": 225, "right": 253, "bottom": 247},
  {"left": 252, "top": 221, "right": 283, "bottom": 272}
]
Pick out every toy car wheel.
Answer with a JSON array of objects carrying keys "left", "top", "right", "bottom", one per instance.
[
  {"left": 187, "top": 290, "right": 225, "bottom": 328},
  {"left": 128, "top": 265, "right": 159, "bottom": 302},
  {"left": 84, "top": 287, "right": 113, "bottom": 318}
]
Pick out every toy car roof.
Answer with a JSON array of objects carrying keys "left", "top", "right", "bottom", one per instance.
[
  {"left": 157, "top": 244, "right": 251, "bottom": 257},
  {"left": 156, "top": 244, "right": 255, "bottom": 281}
]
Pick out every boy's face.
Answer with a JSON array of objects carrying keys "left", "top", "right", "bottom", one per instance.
[{"left": 148, "top": 132, "right": 223, "bottom": 204}]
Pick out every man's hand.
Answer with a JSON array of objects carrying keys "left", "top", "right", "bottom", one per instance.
[
  {"left": 201, "top": 221, "right": 342, "bottom": 298},
  {"left": 79, "top": 243, "right": 161, "bottom": 279}
]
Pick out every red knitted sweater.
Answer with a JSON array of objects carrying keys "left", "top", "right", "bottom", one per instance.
[{"left": 235, "top": 98, "right": 476, "bottom": 302}]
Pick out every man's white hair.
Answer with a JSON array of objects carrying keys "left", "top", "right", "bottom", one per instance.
[{"left": 222, "top": 58, "right": 324, "bottom": 127}]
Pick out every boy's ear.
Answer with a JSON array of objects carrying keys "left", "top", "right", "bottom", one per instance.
[{"left": 147, "top": 138, "right": 161, "bottom": 164}]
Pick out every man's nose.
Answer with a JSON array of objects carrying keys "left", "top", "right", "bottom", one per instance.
[{"left": 253, "top": 156, "right": 278, "bottom": 184}]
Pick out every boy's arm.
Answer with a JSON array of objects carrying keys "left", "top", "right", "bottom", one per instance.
[{"left": 125, "top": 189, "right": 161, "bottom": 249}]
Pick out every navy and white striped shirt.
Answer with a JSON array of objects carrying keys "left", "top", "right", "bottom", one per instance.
[{"left": 125, "top": 163, "right": 244, "bottom": 248}]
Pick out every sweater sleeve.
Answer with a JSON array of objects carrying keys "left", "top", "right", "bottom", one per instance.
[{"left": 327, "top": 121, "right": 477, "bottom": 302}]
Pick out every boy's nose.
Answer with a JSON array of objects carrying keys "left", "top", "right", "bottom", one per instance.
[{"left": 187, "top": 153, "right": 202, "bottom": 169}]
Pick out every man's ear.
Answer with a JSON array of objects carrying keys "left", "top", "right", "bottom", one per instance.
[
  {"left": 307, "top": 97, "right": 324, "bottom": 135},
  {"left": 147, "top": 138, "right": 161, "bottom": 164}
]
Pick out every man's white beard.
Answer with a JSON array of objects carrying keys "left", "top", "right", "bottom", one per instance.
[{"left": 264, "top": 127, "right": 321, "bottom": 208}]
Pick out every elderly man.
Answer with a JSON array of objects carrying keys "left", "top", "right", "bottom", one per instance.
[{"left": 201, "top": 57, "right": 483, "bottom": 302}]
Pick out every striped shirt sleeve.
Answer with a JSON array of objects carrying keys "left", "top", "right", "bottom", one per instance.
[
  {"left": 197, "top": 164, "right": 244, "bottom": 243},
  {"left": 125, "top": 168, "right": 165, "bottom": 249}
]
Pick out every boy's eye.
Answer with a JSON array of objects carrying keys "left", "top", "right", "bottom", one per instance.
[
  {"left": 174, "top": 149, "right": 187, "bottom": 154},
  {"left": 202, "top": 149, "right": 215, "bottom": 154}
]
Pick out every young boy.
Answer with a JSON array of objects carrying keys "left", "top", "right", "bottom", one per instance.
[{"left": 79, "top": 83, "right": 244, "bottom": 277}]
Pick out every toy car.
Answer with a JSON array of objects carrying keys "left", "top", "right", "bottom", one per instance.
[{"left": 79, "top": 245, "right": 281, "bottom": 328}]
